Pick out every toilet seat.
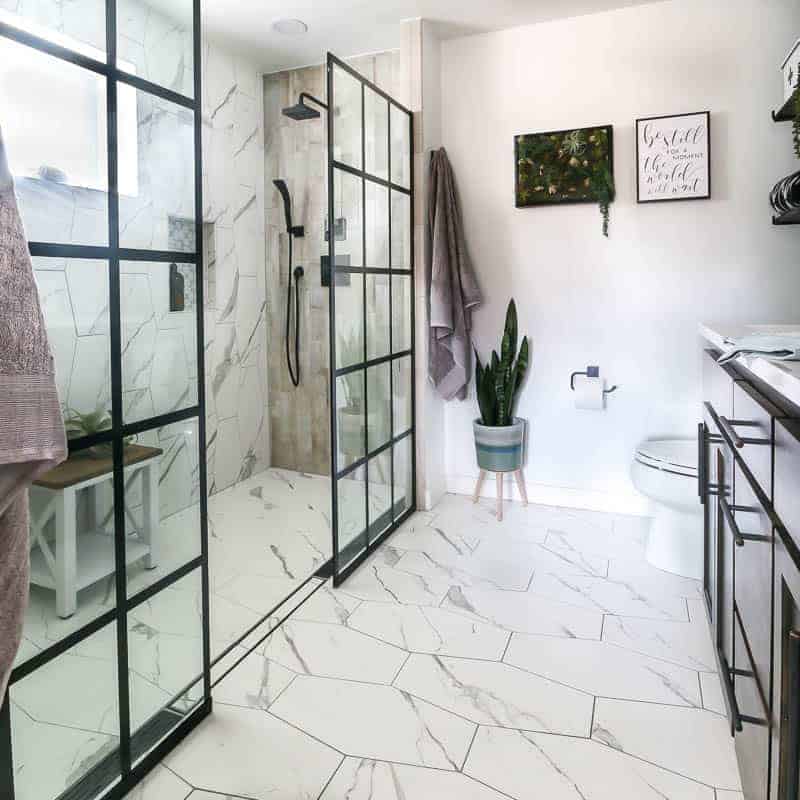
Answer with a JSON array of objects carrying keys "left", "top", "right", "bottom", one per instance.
[{"left": 634, "top": 440, "right": 697, "bottom": 479}]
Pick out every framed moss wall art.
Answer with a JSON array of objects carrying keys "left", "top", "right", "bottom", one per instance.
[{"left": 514, "top": 125, "right": 615, "bottom": 235}]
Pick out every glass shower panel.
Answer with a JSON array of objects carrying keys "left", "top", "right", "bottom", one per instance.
[
  {"left": 393, "top": 356, "right": 413, "bottom": 436},
  {"left": 335, "top": 272, "right": 364, "bottom": 369},
  {"left": 391, "top": 275, "right": 412, "bottom": 353},
  {"left": 117, "top": 0, "right": 194, "bottom": 98},
  {"left": 120, "top": 260, "right": 198, "bottom": 423},
  {"left": 336, "top": 372, "right": 365, "bottom": 471},
  {"left": 364, "top": 86, "right": 389, "bottom": 179},
  {"left": 9, "top": 623, "right": 120, "bottom": 800},
  {"left": 390, "top": 191, "right": 411, "bottom": 269},
  {"left": 0, "top": 38, "right": 109, "bottom": 245},
  {"left": 333, "top": 168, "right": 363, "bottom": 266},
  {"left": 0, "top": 0, "right": 106, "bottom": 54},
  {"left": 366, "top": 274, "right": 390, "bottom": 360},
  {"left": 390, "top": 103, "right": 411, "bottom": 189},
  {"left": 365, "top": 181, "right": 389, "bottom": 266},
  {"left": 337, "top": 470, "right": 366, "bottom": 567},
  {"left": 367, "top": 362, "right": 391, "bottom": 452},
  {"left": 118, "top": 88, "right": 195, "bottom": 252},
  {"left": 368, "top": 450, "right": 392, "bottom": 541},
  {"left": 126, "top": 418, "right": 202, "bottom": 597},
  {"left": 332, "top": 63, "right": 362, "bottom": 169},
  {"left": 394, "top": 435, "right": 413, "bottom": 519}
]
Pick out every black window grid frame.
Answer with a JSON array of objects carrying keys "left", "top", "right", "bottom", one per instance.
[
  {"left": 0, "top": 1, "right": 212, "bottom": 798},
  {"left": 326, "top": 52, "right": 417, "bottom": 586}
]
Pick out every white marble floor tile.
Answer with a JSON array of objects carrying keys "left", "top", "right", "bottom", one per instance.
[
  {"left": 256, "top": 620, "right": 407, "bottom": 683},
  {"left": 290, "top": 585, "right": 362, "bottom": 625},
  {"left": 530, "top": 571, "right": 689, "bottom": 621},
  {"left": 122, "top": 764, "right": 192, "bottom": 800},
  {"left": 392, "top": 547, "right": 535, "bottom": 591},
  {"left": 394, "top": 654, "right": 593, "bottom": 735},
  {"left": 504, "top": 634, "right": 702, "bottom": 707},
  {"left": 528, "top": 539, "right": 609, "bottom": 578},
  {"left": 442, "top": 585, "right": 603, "bottom": 639},
  {"left": 591, "top": 698, "right": 741, "bottom": 790},
  {"left": 347, "top": 603, "right": 510, "bottom": 660},
  {"left": 388, "top": 519, "right": 483, "bottom": 559},
  {"left": 464, "top": 726, "right": 714, "bottom": 800},
  {"left": 164, "top": 703, "right": 341, "bottom": 799},
  {"left": 700, "top": 671, "right": 727, "bottom": 716},
  {"left": 602, "top": 612, "right": 717, "bottom": 671},
  {"left": 270, "top": 675, "right": 475, "bottom": 770},
  {"left": 212, "top": 649, "right": 296, "bottom": 710},
  {"left": 320, "top": 757, "right": 507, "bottom": 800},
  {"left": 606, "top": 556, "right": 704, "bottom": 599},
  {"left": 715, "top": 792, "right": 745, "bottom": 799},
  {"left": 336, "top": 563, "right": 451, "bottom": 606}
]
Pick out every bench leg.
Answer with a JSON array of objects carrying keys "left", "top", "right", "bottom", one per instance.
[
  {"left": 514, "top": 470, "right": 529, "bottom": 506},
  {"left": 473, "top": 470, "right": 486, "bottom": 503},
  {"left": 496, "top": 473, "right": 503, "bottom": 521},
  {"left": 55, "top": 489, "right": 77, "bottom": 618}
]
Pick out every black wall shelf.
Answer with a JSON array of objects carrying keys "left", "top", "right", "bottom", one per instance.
[
  {"left": 773, "top": 207, "right": 800, "bottom": 226},
  {"left": 773, "top": 91, "right": 797, "bottom": 122}
]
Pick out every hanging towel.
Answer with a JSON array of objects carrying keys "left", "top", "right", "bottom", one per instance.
[
  {"left": 427, "top": 147, "right": 483, "bottom": 401},
  {"left": 0, "top": 126, "right": 67, "bottom": 701},
  {"left": 718, "top": 334, "right": 800, "bottom": 365}
]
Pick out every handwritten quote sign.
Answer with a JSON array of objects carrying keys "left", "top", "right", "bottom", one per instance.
[{"left": 636, "top": 112, "right": 710, "bottom": 203}]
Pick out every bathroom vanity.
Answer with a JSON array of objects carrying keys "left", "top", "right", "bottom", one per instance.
[{"left": 699, "top": 324, "right": 800, "bottom": 800}]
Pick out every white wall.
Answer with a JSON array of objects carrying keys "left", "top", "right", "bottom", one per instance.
[{"left": 440, "top": 0, "right": 799, "bottom": 512}]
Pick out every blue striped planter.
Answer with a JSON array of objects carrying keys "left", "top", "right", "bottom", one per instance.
[{"left": 473, "top": 418, "right": 525, "bottom": 472}]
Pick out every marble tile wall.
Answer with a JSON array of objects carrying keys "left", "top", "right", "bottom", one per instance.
[
  {"left": 18, "top": 2, "right": 268, "bottom": 516},
  {"left": 264, "top": 51, "right": 400, "bottom": 476}
]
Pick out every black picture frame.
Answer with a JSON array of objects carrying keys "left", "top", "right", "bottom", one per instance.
[
  {"left": 514, "top": 125, "right": 614, "bottom": 209},
  {"left": 636, "top": 111, "right": 711, "bottom": 203}
]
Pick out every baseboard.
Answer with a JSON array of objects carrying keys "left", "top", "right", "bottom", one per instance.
[{"left": 446, "top": 472, "right": 651, "bottom": 517}]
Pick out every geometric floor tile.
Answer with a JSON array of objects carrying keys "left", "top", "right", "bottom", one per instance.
[
  {"left": 320, "top": 757, "right": 508, "bottom": 799},
  {"left": 504, "top": 634, "right": 702, "bottom": 706},
  {"left": 394, "top": 654, "right": 593, "bottom": 734},
  {"left": 591, "top": 699, "right": 741, "bottom": 790},
  {"left": 163, "top": 704, "right": 341, "bottom": 799},
  {"left": 700, "top": 671, "right": 727, "bottom": 716},
  {"left": 122, "top": 765, "right": 191, "bottom": 799},
  {"left": 464, "top": 726, "right": 715, "bottom": 800},
  {"left": 211, "top": 649, "right": 296, "bottom": 710},
  {"left": 270, "top": 676, "right": 476, "bottom": 770},
  {"left": 346, "top": 603, "right": 510, "bottom": 660},
  {"left": 335, "top": 563, "right": 452, "bottom": 606}
]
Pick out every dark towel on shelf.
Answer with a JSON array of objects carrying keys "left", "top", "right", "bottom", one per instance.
[
  {"left": 427, "top": 147, "right": 483, "bottom": 401},
  {"left": 0, "top": 125, "right": 67, "bottom": 701}
]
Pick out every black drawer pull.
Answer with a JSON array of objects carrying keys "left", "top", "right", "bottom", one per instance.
[
  {"left": 697, "top": 422, "right": 705, "bottom": 503},
  {"left": 719, "top": 497, "right": 769, "bottom": 547},
  {"left": 718, "top": 654, "right": 743, "bottom": 734},
  {"left": 786, "top": 630, "right": 800, "bottom": 800},
  {"left": 718, "top": 416, "right": 771, "bottom": 449}
]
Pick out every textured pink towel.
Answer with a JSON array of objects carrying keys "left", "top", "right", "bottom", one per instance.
[{"left": 0, "top": 126, "right": 67, "bottom": 701}]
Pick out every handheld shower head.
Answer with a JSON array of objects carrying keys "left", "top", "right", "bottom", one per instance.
[{"left": 273, "top": 179, "right": 292, "bottom": 233}]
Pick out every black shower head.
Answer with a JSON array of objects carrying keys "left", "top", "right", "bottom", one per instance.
[
  {"left": 282, "top": 99, "right": 321, "bottom": 121},
  {"left": 273, "top": 178, "right": 292, "bottom": 232}
]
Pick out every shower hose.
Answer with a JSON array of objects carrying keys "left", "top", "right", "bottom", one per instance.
[{"left": 286, "top": 233, "right": 302, "bottom": 387}]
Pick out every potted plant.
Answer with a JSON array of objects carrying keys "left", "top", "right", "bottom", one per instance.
[
  {"left": 64, "top": 406, "right": 134, "bottom": 458},
  {"left": 473, "top": 299, "right": 529, "bottom": 472}
]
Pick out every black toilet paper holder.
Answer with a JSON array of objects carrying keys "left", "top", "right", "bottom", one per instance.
[{"left": 570, "top": 365, "right": 618, "bottom": 395}]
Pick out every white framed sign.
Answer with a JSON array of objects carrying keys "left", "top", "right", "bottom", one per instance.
[{"left": 636, "top": 111, "right": 711, "bottom": 203}]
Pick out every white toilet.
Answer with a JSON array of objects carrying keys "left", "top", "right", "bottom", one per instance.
[{"left": 631, "top": 439, "right": 703, "bottom": 580}]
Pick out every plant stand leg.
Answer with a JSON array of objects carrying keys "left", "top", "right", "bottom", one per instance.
[
  {"left": 496, "top": 472, "right": 503, "bottom": 521},
  {"left": 473, "top": 470, "right": 486, "bottom": 504},
  {"left": 514, "top": 470, "right": 529, "bottom": 506}
]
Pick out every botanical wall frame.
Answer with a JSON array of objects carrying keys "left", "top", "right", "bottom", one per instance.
[
  {"left": 514, "top": 125, "right": 615, "bottom": 235},
  {"left": 636, "top": 111, "right": 711, "bottom": 203}
]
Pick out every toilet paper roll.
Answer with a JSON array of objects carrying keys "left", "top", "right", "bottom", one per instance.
[{"left": 574, "top": 376, "right": 604, "bottom": 410}]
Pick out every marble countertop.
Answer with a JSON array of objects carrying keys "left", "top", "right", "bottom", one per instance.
[{"left": 700, "top": 323, "right": 800, "bottom": 410}]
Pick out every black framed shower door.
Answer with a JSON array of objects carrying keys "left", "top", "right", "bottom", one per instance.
[
  {"left": 326, "top": 53, "right": 417, "bottom": 585},
  {"left": 0, "top": 1, "right": 211, "bottom": 797}
]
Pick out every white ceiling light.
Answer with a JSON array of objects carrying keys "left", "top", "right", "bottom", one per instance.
[{"left": 272, "top": 18, "right": 308, "bottom": 36}]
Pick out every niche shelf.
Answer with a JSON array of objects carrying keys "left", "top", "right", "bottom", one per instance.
[{"left": 773, "top": 90, "right": 797, "bottom": 122}]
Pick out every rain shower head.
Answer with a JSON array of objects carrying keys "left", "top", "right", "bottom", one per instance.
[{"left": 282, "top": 92, "right": 328, "bottom": 122}]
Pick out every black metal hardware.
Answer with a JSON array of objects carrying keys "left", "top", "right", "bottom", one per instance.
[
  {"left": 720, "top": 498, "right": 770, "bottom": 547},
  {"left": 719, "top": 416, "right": 771, "bottom": 448},
  {"left": 719, "top": 654, "right": 744, "bottom": 734},
  {"left": 786, "top": 630, "right": 800, "bottom": 800},
  {"left": 698, "top": 422, "right": 706, "bottom": 503},
  {"left": 570, "top": 365, "right": 618, "bottom": 394}
]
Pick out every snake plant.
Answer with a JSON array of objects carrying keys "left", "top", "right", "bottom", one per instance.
[{"left": 474, "top": 300, "right": 529, "bottom": 427}]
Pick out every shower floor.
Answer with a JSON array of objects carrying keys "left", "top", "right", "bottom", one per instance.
[{"left": 10, "top": 467, "right": 336, "bottom": 800}]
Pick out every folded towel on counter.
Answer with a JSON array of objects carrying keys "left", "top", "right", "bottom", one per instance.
[{"left": 718, "top": 334, "right": 800, "bottom": 365}]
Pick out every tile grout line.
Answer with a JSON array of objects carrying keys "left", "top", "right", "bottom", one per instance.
[
  {"left": 459, "top": 724, "right": 480, "bottom": 772},
  {"left": 314, "top": 754, "right": 346, "bottom": 800}
]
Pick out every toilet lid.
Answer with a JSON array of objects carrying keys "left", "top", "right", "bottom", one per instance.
[{"left": 635, "top": 440, "right": 697, "bottom": 478}]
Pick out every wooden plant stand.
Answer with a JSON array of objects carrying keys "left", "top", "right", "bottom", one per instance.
[{"left": 472, "top": 469, "right": 528, "bottom": 522}]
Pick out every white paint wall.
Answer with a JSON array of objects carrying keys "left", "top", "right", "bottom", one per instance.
[{"left": 440, "top": 0, "right": 799, "bottom": 512}]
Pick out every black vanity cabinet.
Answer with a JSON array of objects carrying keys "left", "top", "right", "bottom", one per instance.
[{"left": 701, "top": 349, "right": 800, "bottom": 800}]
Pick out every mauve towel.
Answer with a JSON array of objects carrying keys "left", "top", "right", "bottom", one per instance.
[
  {"left": 427, "top": 148, "right": 482, "bottom": 401},
  {"left": 0, "top": 126, "right": 67, "bottom": 701}
]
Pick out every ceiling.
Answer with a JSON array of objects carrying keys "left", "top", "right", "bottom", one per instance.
[{"left": 199, "top": 0, "right": 661, "bottom": 73}]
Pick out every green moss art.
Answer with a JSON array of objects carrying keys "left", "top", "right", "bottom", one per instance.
[{"left": 514, "top": 125, "right": 616, "bottom": 236}]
